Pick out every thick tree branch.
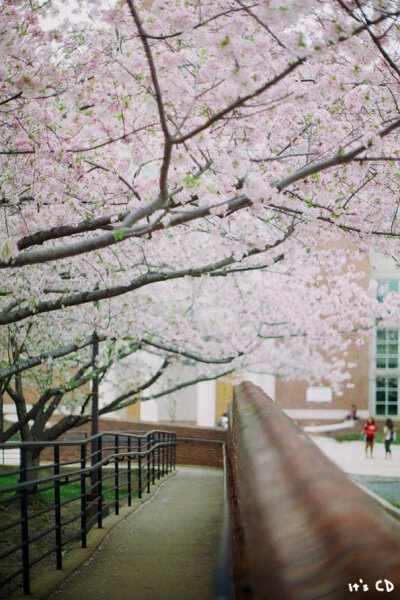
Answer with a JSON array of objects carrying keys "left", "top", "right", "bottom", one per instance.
[
  {"left": 0, "top": 334, "right": 107, "bottom": 381},
  {"left": 0, "top": 243, "right": 286, "bottom": 325},
  {"left": 274, "top": 116, "right": 400, "bottom": 191},
  {"left": 0, "top": 342, "right": 142, "bottom": 442},
  {"left": 99, "top": 357, "right": 171, "bottom": 414},
  {"left": 173, "top": 58, "right": 305, "bottom": 145},
  {"left": 126, "top": 0, "right": 172, "bottom": 202},
  {"left": 114, "top": 368, "right": 235, "bottom": 412},
  {"left": 0, "top": 91, "right": 23, "bottom": 107},
  {"left": 143, "top": 339, "right": 243, "bottom": 364}
]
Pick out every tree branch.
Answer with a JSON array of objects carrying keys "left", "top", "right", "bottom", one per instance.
[
  {"left": 274, "top": 116, "right": 400, "bottom": 191},
  {"left": 143, "top": 339, "right": 242, "bottom": 364},
  {"left": 99, "top": 357, "right": 171, "bottom": 414},
  {"left": 173, "top": 58, "right": 304, "bottom": 145},
  {"left": 114, "top": 368, "right": 234, "bottom": 412},
  {"left": 0, "top": 334, "right": 107, "bottom": 381},
  {"left": 0, "top": 242, "right": 285, "bottom": 325},
  {"left": 0, "top": 91, "right": 23, "bottom": 107}
]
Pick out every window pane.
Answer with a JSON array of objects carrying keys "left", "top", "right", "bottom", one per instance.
[
  {"left": 389, "top": 344, "right": 398, "bottom": 354},
  {"left": 377, "top": 344, "right": 386, "bottom": 354},
  {"left": 376, "top": 377, "right": 385, "bottom": 388},
  {"left": 376, "top": 404, "right": 386, "bottom": 415},
  {"left": 388, "top": 379, "right": 398, "bottom": 389},
  {"left": 388, "top": 405, "right": 398, "bottom": 415},
  {"left": 377, "top": 281, "right": 389, "bottom": 303},
  {"left": 389, "top": 390, "right": 398, "bottom": 402},
  {"left": 376, "top": 391, "right": 386, "bottom": 403},
  {"left": 388, "top": 358, "right": 398, "bottom": 368},
  {"left": 376, "top": 359, "right": 386, "bottom": 368},
  {"left": 377, "top": 329, "right": 386, "bottom": 340},
  {"left": 389, "top": 330, "right": 398, "bottom": 341}
]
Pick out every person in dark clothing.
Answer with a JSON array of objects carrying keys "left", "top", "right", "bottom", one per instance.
[{"left": 384, "top": 418, "right": 396, "bottom": 458}]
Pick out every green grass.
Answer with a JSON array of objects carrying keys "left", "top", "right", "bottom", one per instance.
[
  {"left": 0, "top": 473, "right": 85, "bottom": 503},
  {"left": 0, "top": 466, "right": 139, "bottom": 502},
  {"left": 334, "top": 432, "right": 399, "bottom": 444},
  {"left": 333, "top": 433, "right": 362, "bottom": 442}
]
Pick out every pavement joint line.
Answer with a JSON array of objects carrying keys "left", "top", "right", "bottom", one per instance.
[{"left": 11, "top": 471, "right": 177, "bottom": 600}]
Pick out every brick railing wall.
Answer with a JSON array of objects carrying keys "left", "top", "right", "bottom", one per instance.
[
  {"left": 228, "top": 381, "right": 400, "bottom": 600},
  {"left": 42, "top": 419, "right": 226, "bottom": 468}
]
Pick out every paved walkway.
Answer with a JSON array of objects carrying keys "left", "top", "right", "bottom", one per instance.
[
  {"left": 312, "top": 436, "right": 400, "bottom": 477},
  {"left": 49, "top": 467, "right": 223, "bottom": 600}
]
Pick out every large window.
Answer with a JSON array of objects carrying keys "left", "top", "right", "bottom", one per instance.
[
  {"left": 374, "top": 279, "right": 400, "bottom": 417},
  {"left": 377, "top": 280, "right": 399, "bottom": 303},
  {"left": 376, "top": 329, "right": 398, "bottom": 369},
  {"left": 375, "top": 376, "right": 398, "bottom": 416},
  {"left": 375, "top": 327, "right": 399, "bottom": 417}
]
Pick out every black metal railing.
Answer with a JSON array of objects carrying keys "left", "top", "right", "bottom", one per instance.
[
  {"left": 214, "top": 444, "right": 234, "bottom": 600},
  {"left": 0, "top": 430, "right": 176, "bottom": 596}
]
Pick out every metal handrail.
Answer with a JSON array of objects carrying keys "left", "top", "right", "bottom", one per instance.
[
  {"left": 0, "top": 429, "right": 174, "bottom": 448},
  {"left": 214, "top": 443, "right": 234, "bottom": 600},
  {"left": 177, "top": 436, "right": 225, "bottom": 444},
  {"left": 0, "top": 430, "right": 176, "bottom": 596},
  {"left": 0, "top": 441, "right": 174, "bottom": 495}
]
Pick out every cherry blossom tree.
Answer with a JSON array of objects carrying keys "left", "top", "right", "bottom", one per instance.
[
  {"left": 0, "top": 241, "right": 388, "bottom": 456},
  {"left": 1, "top": 0, "right": 400, "bottom": 449}
]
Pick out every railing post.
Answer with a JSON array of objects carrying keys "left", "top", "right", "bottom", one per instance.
[
  {"left": 20, "top": 446, "right": 30, "bottom": 595},
  {"left": 164, "top": 433, "right": 169, "bottom": 475},
  {"left": 127, "top": 436, "right": 132, "bottom": 506},
  {"left": 114, "top": 435, "right": 119, "bottom": 515},
  {"left": 146, "top": 434, "right": 151, "bottom": 494},
  {"left": 166, "top": 433, "right": 169, "bottom": 474},
  {"left": 97, "top": 436, "right": 103, "bottom": 529},
  {"left": 161, "top": 432, "right": 165, "bottom": 477},
  {"left": 138, "top": 437, "right": 142, "bottom": 499},
  {"left": 157, "top": 432, "right": 161, "bottom": 480},
  {"left": 151, "top": 433, "right": 155, "bottom": 485},
  {"left": 54, "top": 445, "right": 62, "bottom": 570},
  {"left": 173, "top": 433, "right": 177, "bottom": 470},
  {"left": 167, "top": 433, "right": 172, "bottom": 473},
  {"left": 80, "top": 442, "right": 87, "bottom": 548}
]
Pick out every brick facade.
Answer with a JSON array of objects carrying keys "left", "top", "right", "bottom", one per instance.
[{"left": 47, "top": 419, "right": 227, "bottom": 468}]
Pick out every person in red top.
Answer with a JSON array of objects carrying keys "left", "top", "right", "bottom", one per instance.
[{"left": 363, "top": 417, "right": 378, "bottom": 458}]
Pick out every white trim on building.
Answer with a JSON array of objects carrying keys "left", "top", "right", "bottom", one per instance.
[{"left": 284, "top": 408, "right": 369, "bottom": 421}]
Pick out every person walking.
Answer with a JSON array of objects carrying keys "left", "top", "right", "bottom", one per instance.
[
  {"left": 384, "top": 418, "right": 396, "bottom": 459},
  {"left": 362, "top": 417, "right": 377, "bottom": 458}
]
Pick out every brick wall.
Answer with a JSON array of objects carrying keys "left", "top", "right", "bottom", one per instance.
[
  {"left": 44, "top": 419, "right": 226, "bottom": 468},
  {"left": 228, "top": 381, "right": 400, "bottom": 600}
]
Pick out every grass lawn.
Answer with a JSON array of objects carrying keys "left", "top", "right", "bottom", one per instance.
[
  {"left": 334, "top": 432, "right": 400, "bottom": 444},
  {"left": 0, "top": 473, "right": 83, "bottom": 502}
]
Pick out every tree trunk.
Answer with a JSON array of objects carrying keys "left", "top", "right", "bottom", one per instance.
[
  {"left": 0, "top": 390, "right": 3, "bottom": 436},
  {"left": 19, "top": 445, "right": 42, "bottom": 495}
]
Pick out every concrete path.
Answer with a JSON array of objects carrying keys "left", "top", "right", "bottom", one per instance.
[
  {"left": 312, "top": 436, "right": 400, "bottom": 477},
  {"left": 49, "top": 467, "right": 223, "bottom": 600}
]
